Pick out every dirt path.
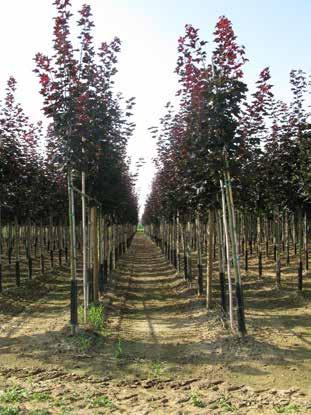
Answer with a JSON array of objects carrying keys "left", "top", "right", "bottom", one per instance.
[{"left": 0, "top": 234, "right": 310, "bottom": 414}]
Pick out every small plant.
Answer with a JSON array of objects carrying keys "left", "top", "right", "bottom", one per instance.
[
  {"left": 73, "top": 334, "right": 92, "bottom": 353},
  {"left": 25, "top": 376, "right": 34, "bottom": 386},
  {"left": 218, "top": 396, "right": 236, "bottom": 412},
  {"left": 0, "top": 407, "right": 21, "bottom": 415},
  {"left": 89, "top": 395, "right": 112, "bottom": 408},
  {"left": 190, "top": 391, "right": 206, "bottom": 408},
  {"left": 54, "top": 397, "right": 68, "bottom": 409},
  {"left": 274, "top": 403, "right": 300, "bottom": 413},
  {"left": 87, "top": 303, "right": 105, "bottom": 331},
  {"left": 0, "top": 387, "right": 28, "bottom": 403},
  {"left": 0, "top": 407, "right": 23, "bottom": 415},
  {"left": 30, "top": 391, "right": 50, "bottom": 402},
  {"left": 150, "top": 361, "right": 163, "bottom": 378},
  {"left": 27, "top": 410, "right": 51, "bottom": 415},
  {"left": 79, "top": 304, "right": 105, "bottom": 331},
  {"left": 59, "top": 411, "right": 73, "bottom": 415},
  {"left": 114, "top": 338, "right": 123, "bottom": 359}
]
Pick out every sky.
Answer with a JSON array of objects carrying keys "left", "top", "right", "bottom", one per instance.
[{"left": 1, "top": 0, "right": 310, "bottom": 217}]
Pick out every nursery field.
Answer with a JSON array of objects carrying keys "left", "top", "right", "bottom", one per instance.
[
  {"left": 1, "top": 1, "right": 310, "bottom": 414},
  {"left": 0, "top": 234, "right": 310, "bottom": 414}
]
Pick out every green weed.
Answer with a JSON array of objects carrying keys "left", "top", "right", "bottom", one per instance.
[
  {"left": 114, "top": 338, "right": 123, "bottom": 359},
  {"left": 27, "top": 410, "right": 51, "bottom": 415},
  {"left": 274, "top": 403, "right": 300, "bottom": 413},
  {"left": 25, "top": 376, "right": 34, "bottom": 386},
  {"left": 79, "top": 303, "right": 105, "bottom": 332},
  {"left": 0, "top": 407, "right": 23, "bottom": 415},
  {"left": 150, "top": 361, "right": 163, "bottom": 378},
  {"left": 88, "top": 304, "right": 105, "bottom": 331},
  {"left": 30, "top": 392, "right": 50, "bottom": 402},
  {"left": 89, "top": 395, "right": 112, "bottom": 408},
  {"left": 54, "top": 397, "right": 69, "bottom": 409},
  {"left": 0, "top": 387, "right": 28, "bottom": 404},
  {"left": 71, "top": 333, "right": 92, "bottom": 353},
  {"left": 58, "top": 411, "right": 73, "bottom": 415},
  {"left": 190, "top": 391, "right": 206, "bottom": 408},
  {"left": 218, "top": 396, "right": 236, "bottom": 412}
]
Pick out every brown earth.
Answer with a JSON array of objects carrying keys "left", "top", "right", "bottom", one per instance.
[{"left": 0, "top": 233, "right": 310, "bottom": 414}]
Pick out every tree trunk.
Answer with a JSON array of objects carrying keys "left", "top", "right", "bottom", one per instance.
[
  {"left": 206, "top": 209, "right": 215, "bottom": 309},
  {"left": 217, "top": 210, "right": 227, "bottom": 317},
  {"left": 91, "top": 207, "right": 99, "bottom": 303},
  {"left": 224, "top": 170, "right": 246, "bottom": 337},
  {"left": 220, "top": 179, "right": 234, "bottom": 331},
  {"left": 196, "top": 213, "right": 203, "bottom": 296},
  {"left": 82, "top": 170, "right": 88, "bottom": 322},
  {"left": 68, "top": 170, "right": 78, "bottom": 334}
]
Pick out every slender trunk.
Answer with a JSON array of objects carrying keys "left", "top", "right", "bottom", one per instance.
[
  {"left": 224, "top": 170, "right": 246, "bottom": 337},
  {"left": 91, "top": 207, "right": 99, "bottom": 302},
  {"left": 99, "top": 211, "right": 104, "bottom": 294},
  {"left": 176, "top": 211, "right": 180, "bottom": 274},
  {"left": 40, "top": 220, "right": 45, "bottom": 275},
  {"left": 220, "top": 179, "right": 234, "bottom": 331},
  {"left": 186, "top": 221, "right": 192, "bottom": 283},
  {"left": 285, "top": 211, "right": 290, "bottom": 266},
  {"left": 182, "top": 224, "right": 188, "bottom": 280},
  {"left": 304, "top": 211, "right": 308, "bottom": 271},
  {"left": 217, "top": 210, "right": 227, "bottom": 317},
  {"left": 27, "top": 218, "right": 32, "bottom": 280},
  {"left": 0, "top": 205, "right": 2, "bottom": 292},
  {"left": 196, "top": 213, "right": 203, "bottom": 296},
  {"left": 244, "top": 213, "right": 248, "bottom": 272},
  {"left": 275, "top": 210, "right": 281, "bottom": 289},
  {"left": 297, "top": 210, "right": 303, "bottom": 292},
  {"left": 68, "top": 170, "right": 77, "bottom": 334},
  {"left": 82, "top": 170, "right": 88, "bottom": 322},
  {"left": 206, "top": 209, "right": 215, "bottom": 309},
  {"left": 258, "top": 214, "right": 263, "bottom": 278},
  {"left": 15, "top": 216, "right": 20, "bottom": 287},
  {"left": 8, "top": 222, "right": 13, "bottom": 265}
]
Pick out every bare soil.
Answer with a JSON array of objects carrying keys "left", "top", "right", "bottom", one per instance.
[{"left": 0, "top": 234, "right": 310, "bottom": 414}]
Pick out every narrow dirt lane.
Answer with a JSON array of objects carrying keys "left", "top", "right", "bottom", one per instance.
[{"left": 108, "top": 235, "right": 209, "bottom": 355}]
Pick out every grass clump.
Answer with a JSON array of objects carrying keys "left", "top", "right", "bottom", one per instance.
[
  {"left": 30, "top": 392, "right": 50, "bottom": 402},
  {"left": 0, "top": 407, "right": 23, "bottom": 415},
  {"left": 150, "top": 361, "right": 163, "bottom": 378},
  {"left": 54, "top": 397, "right": 73, "bottom": 413},
  {"left": 72, "top": 333, "right": 92, "bottom": 353},
  {"left": 58, "top": 411, "right": 73, "bottom": 415},
  {"left": 274, "top": 403, "right": 300, "bottom": 413},
  {"left": 190, "top": 391, "right": 206, "bottom": 408},
  {"left": 66, "top": 332, "right": 94, "bottom": 353},
  {"left": 88, "top": 395, "right": 112, "bottom": 408},
  {"left": 78, "top": 303, "right": 105, "bottom": 332},
  {"left": 114, "top": 338, "right": 123, "bottom": 359},
  {"left": 217, "top": 395, "right": 236, "bottom": 412},
  {"left": 88, "top": 304, "right": 105, "bottom": 331},
  {"left": 0, "top": 387, "right": 28, "bottom": 404}
]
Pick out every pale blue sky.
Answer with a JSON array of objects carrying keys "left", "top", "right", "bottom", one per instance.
[{"left": 1, "top": 1, "right": 310, "bottom": 215}]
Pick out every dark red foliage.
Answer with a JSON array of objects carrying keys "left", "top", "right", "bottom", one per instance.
[{"left": 213, "top": 16, "right": 247, "bottom": 79}]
